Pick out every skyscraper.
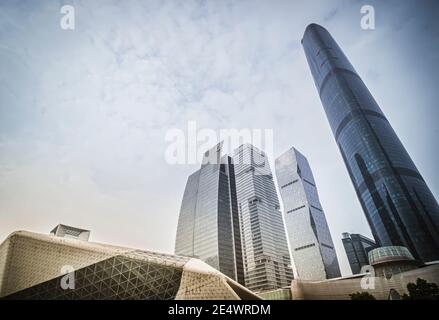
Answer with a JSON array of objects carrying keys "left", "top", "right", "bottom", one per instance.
[
  {"left": 233, "top": 144, "right": 294, "bottom": 292},
  {"left": 302, "top": 23, "right": 439, "bottom": 262},
  {"left": 342, "top": 232, "right": 377, "bottom": 275},
  {"left": 175, "top": 143, "right": 244, "bottom": 284},
  {"left": 275, "top": 147, "right": 341, "bottom": 280}
]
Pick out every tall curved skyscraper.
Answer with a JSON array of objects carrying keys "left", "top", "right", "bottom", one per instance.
[{"left": 302, "top": 23, "right": 439, "bottom": 262}]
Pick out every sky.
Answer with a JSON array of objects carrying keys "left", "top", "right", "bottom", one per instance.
[{"left": 1, "top": 0, "right": 438, "bottom": 276}]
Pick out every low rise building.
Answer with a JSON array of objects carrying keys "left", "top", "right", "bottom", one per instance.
[
  {"left": 290, "top": 246, "right": 438, "bottom": 300},
  {"left": 0, "top": 228, "right": 260, "bottom": 300}
]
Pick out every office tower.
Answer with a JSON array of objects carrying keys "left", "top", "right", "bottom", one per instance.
[
  {"left": 0, "top": 229, "right": 259, "bottom": 300},
  {"left": 302, "top": 23, "right": 439, "bottom": 262},
  {"left": 342, "top": 232, "right": 377, "bottom": 274},
  {"left": 175, "top": 143, "right": 244, "bottom": 284},
  {"left": 275, "top": 147, "right": 341, "bottom": 280},
  {"left": 233, "top": 144, "right": 294, "bottom": 292}
]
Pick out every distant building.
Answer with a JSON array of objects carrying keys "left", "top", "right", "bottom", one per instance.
[
  {"left": 368, "top": 246, "right": 420, "bottom": 278},
  {"left": 275, "top": 147, "right": 341, "bottom": 280},
  {"left": 0, "top": 229, "right": 260, "bottom": 300},
  {"left": 50, "top": 224, "right": 91, "bottom": 241},
  {"left": 233, "top": 144, "right": 294, "bottom": 292},
  {"left": 302, "top": 23, "right": 439, "bottom": 262},
  {"left": 290, "top": 262, "right": 439, "bottom": 300},
  {"left": 175, "top": 143, "right": 244, "bottom": 284},
  {"left": 342, "top": 232, "right": 377, "bottom": 274}
]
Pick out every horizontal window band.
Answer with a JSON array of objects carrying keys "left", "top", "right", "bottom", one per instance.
[
  {"left": 281, "top": 179, "right": 299, "bottom": 189},
  {"left": 355, "top": 166, "right": 425, "bottom": 195},
  {"left": 294, "top": 243, "right": 316, "bottom": 251},
  {"left": 318, "top": 67, "right": 361, "bottom": 97},
  {"left": 335, "top": 109, "right": 388, "bottom": 141},
  {"left": 320, "top": 243, "right": 334, "bottom": 250},
  {"left": 286, "top": 205, "right": 306, "bottom": 214},
  {"left": 315, "top": 46, "right": 333, "bottom": 57},
  {"left": 311, "top": 205, "right": 322, "bottom": 212}
]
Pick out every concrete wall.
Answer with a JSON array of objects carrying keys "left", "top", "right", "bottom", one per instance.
[{"left": 291, "top": 264, "right": 439, "bottom": 300}]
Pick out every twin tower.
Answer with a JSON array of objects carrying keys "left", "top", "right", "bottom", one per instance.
[
  {"left": 175, "top": 24, "right": 439, "bottom": 293},
  {"left": 175, "top": 142, "right": 340, "bottom": 292}
]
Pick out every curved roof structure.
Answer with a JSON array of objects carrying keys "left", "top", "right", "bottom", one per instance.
[{"left": 0, "top": 230, "right": 260, "bottom": 300}]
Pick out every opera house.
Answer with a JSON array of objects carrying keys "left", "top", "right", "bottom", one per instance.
[{"left": 0, "top": 225, "right": 260, "bottom": 300}]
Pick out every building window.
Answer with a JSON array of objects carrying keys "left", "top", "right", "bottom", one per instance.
[
  {"left": 295, "top": 243, "right": 316, "bottom": 251},
  {"left": 311, "top": 205, "right": 322, "bottom": 212},
  {"left": 321, "top": 243, "right": 334, "bottom": 250},
  {"left": 286, "top": 205, "right": 306, "bottom": 214},
  {"left": 281, "top": 179, "right": 298, "bottom": 189}
]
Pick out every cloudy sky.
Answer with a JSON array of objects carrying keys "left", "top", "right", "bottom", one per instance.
[{"left": 1, "top": 0, "right": 438, "bottom": 275}]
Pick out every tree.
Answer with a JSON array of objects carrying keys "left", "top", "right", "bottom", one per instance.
[
  {"left": 349, "top": 291, "right": 376, "bottom": 300},
  {"left": 402, "top": 278, "right": 439, "bottom": 300}
]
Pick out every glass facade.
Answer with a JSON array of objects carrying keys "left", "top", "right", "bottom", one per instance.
[
  {"left": 175, "top": 143, "right": 244, "bottom": 284},
  {"left": 341, "top": 232, "right": 377, "bottom": 274},
  {"left": 302, "top": 24, "right": 439, "bottom": 262},
  {"left": 275, "top": 147, "right": 341, "bottom": 280},
  {"left": 233, "top": 144, "right": 294, "bottom": 292},
  {"left": 5, "top": 251, "right": 187, "bottom": 300},
  {"left": 368, "top": 245, "right": 414, "bottom": 265},
  {"left": 368, "top": 246, "right": 418, "bottom": 278}
]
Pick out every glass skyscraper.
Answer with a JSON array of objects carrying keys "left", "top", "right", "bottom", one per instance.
[
  {"left": 275, "top": 147, "right": 341, "bottom": 280},
  {"left": 233, "top": 144, "right": 294, "bottom": 292},
  {"left": 175, "top": 143, "right": 244, "bottom": 284},
  {"left": 342, "top": 232, "right": 377, "bottom": 275},
  {"left": 302, "top": 23, "right": 439, "bottom": 262}
]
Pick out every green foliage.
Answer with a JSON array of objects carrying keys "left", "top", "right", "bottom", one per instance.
[
  {"left": 349, "top": 291, "right": 376, "bottom": 300},
  {"left": 402, "top": 278, "right": 439, "bottom": 300}
]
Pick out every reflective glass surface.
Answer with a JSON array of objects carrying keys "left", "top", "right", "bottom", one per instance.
[
  {"left": 175, "top": 144, "right": 244, "bottom": 283},
  {"left": 302, "top": 24, "right": 439, "bottom": 262},
  {"left": 233, "top": 144, "right": 294, "bottom": 292},
  {"left": 276, "top": 148, "right": 341, "bottom": 280}
]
